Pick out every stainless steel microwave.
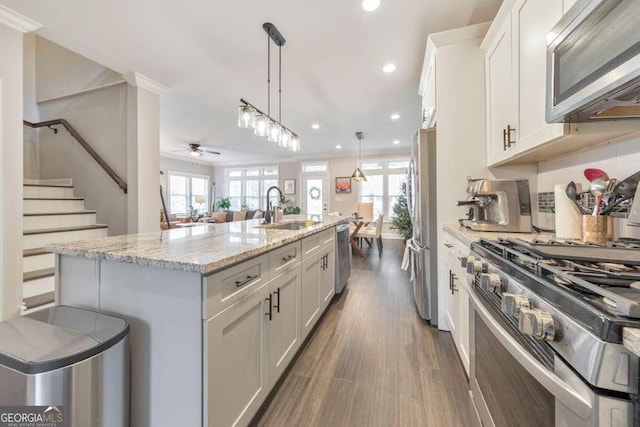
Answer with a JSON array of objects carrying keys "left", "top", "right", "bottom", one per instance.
[{"left": 546, "top": 0, "right": 640, "bottom": 123}]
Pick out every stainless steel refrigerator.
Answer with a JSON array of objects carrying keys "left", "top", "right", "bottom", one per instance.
[{"left": 407, "top": 128, "right": 438, "bottom": 325}]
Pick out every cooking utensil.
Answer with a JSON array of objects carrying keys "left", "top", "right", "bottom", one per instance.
[
  {"left": 600, "top": 170, "right": 640, "bottom": 215},
  {"left": 584, "top": 168, "right": 608, "bottom": 182},
  {"left": 590, "top": 177, "right": 608, "bottom": 215},
  {"left": 565, "top": 181, "right": 589, "bottom": 215}
]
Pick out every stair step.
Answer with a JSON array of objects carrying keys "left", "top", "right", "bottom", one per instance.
[
  {"left": 24, "top": 211, "right": 97, "bottom": 231},
  {"left": 24, "top": 224, "right": 108, "bottom": 236},
  {"left": 23, "top": 292, "right": 55, "bottom": 311},
  {"left": 24, "top": 184, "right": 73, "bottom": 188},
  {"left": 24, "top": 198, "right": 86, "bottom": 214},
  {"left": 23, "top": 225, "right": 108, "bottom": 250},
  {"left": 24, "top": 247, "right": 49, "bottom": 257},
  {"left": 23, "top": 251, "right": 55, "bottom": 274},
  {"left": 23, "top": 272, "right": 54, "bottom": 299},
  {"left": 24, "top": 185, "right": 75, "bottom": 199},
  {"left": 24, "top": 178, "right": 72, "bottom": 186},
  {"left": 23, "top": 268, "right": 55, "bottom": 282}
]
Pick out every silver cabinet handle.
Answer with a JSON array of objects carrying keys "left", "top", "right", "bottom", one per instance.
[
  {"left": 468, "top": 288, "right": 592, "bottom": 419},
  {"left": 235, "top": 274, "right": 258, "bottom": 288},
  {"left": 281, "top": 254, "right": 295, "bottom": 263},
  {"left": 444, "top": 243, "right": 453, "bottom": 248}
]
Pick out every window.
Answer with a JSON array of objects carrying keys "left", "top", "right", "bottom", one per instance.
[
  {"left": 167, "top": 171, "right": 210, "bottom": 215},
  {"left": 358, "top": 159, "right": 409, "bottom": 219},
  {"left": 226, "top": 166, "right": 279, "bottom": 211},
  {"left": 302, "top": 162, "right": 327, "bottom": 173}
]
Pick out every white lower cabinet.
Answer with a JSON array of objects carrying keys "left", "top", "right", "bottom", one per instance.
[
  {"left": 443, "top": 230, "right": 471, "bottom": 376},
  {"left": 205, "top": 227, "right": 338, "bottom": 426},
  {"left": 268, "top": 266, "right": 301, "bottom": 388},
  {"left": 205, "top": 283, "right": 270, "bottom": 427},
  {"left": 300, "top": 253, "right": 322, "bottom": 339},
  {"left": 320, "top": 245, "right": 335, "bottom": 311}
]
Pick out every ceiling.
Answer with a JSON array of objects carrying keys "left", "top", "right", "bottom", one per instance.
[{"left": 5, "top": 0, "right": 501, "bottom": 164}]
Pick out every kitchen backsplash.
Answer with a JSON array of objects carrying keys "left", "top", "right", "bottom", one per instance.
[{"left": 536, "top": 134, "right": 640, "bottom": 239}]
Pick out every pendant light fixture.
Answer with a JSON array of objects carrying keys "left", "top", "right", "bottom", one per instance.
[
  {"left": 351, "top": 132, "right": 367, "bottom": 182},
  {"left": 237, "top": 23, "right": 300, "bottom": 152}
]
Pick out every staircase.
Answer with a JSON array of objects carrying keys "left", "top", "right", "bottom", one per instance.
[{"left": 22, "top": 179, "right": 108, "bottom": 313}]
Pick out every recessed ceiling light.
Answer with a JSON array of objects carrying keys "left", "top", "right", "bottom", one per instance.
[
  {"left": 336, "top": 145, "right": 342, "bottom": 149},
  {"left": 383, "top": 63, "right": 396, "bottom": 73},
  {"left": 362, "top": 0, "right": 380, "bottom": 11},
  {"left": 393, "top": 140, "right": 400, "bottom": 145},
  {"left": 311, "top": 123, "right": 320, "bottom": 130},
  {"left": 390, "top": 113, "right": 400, "bottom": 120}
]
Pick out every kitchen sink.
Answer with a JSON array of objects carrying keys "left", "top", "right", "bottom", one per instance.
[{"left": 256, "top": 221, "right": 321, "bottom": 230}]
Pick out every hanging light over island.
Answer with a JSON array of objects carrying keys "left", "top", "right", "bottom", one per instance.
[{"left": 237, "top": 23, "right": 300, "bottom": 152}]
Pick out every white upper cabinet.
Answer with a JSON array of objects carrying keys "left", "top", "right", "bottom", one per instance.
[
  {"left": 485, "top": 16, "right": 516, "bottom": 165},
  {"left": 513, "top": 0, "right": 564, "bottom": 153},
  {"left": 482, "top": 0, "right": 640, "bottom": 166},
  {"left": 420, "top": 51, "right": 436, "bottom": 128}
]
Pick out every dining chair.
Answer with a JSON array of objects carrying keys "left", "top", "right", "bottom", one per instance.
[
  {"left": 356, "top": 202, "right": 374, "bottom": 219},
  {"left": 355, "top": 213, "right": 384, "bottom": 256}
]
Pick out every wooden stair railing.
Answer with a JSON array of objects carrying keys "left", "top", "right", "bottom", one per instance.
[{"left": 24, "top": 119, "right": 128, "bottom": 194}]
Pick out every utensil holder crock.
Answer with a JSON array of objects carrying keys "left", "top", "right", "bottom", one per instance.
[{"left": 581, "top": 215, "right": 608, "bottom": 243}]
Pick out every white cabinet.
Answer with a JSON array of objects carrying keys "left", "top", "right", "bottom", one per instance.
[
  {"left": 205, "top": 283, "right": 270, "bottom": 427},
  {"left": 484, "top": 0, "right": 563, "bottom": 166},
  {"left": 485, "top": 16, "right": 517, "bottom": 165},
  {"left": 443, "top": 230, "right": 471, "bottom": 375},
  {"left": 300, "top": 253, "right": 322, "bottom": 339},
  {"left": 420, "top": 50, "right": 436, "bottom": 128},
  {"left": 268, "top": 265, "right": 301, "bottom": 388},
  {"left": 320, "top": 245, "right": 335, "bottom": 310}
]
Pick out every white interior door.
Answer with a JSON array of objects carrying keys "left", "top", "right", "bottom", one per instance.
[{"left": 302, "top": 176, "right": 328, "bottom": 218}]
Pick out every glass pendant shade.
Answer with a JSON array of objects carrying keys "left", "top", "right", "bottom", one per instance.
[
  {"left": 289, "top": 135, "right": 300, "bottom": 152},
  {"left": 351, "top": 167, "right": 367, "bottom": 182},
  {"left": 253, "top": 114, "right": 269, "bottom": 136},
  {"left": 268, "top": 121, "right": 282, "bottom": 142},
  {"left": 279, "top": 129, "right": 292, "bottom": 147},
  {"left": 237, "top": 105, "right": 255, "bottom": 129}
]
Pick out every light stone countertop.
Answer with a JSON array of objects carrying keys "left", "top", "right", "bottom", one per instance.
[
  {"left": 443, "top": 224, "right": 556, "bottom": 247},
  {"left": 46, "top": 214, "right": 349, "bottom": 275},
  {"left": 623, "top": 328, "right": 640, "bottom": 358}
]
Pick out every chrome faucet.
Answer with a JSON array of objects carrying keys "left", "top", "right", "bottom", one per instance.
[{"left": 263, "top": 186, "right": 286, "bottom": 224}]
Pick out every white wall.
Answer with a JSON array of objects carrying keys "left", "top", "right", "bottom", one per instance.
[
  {"left": 536, "top": 135, "right": 640, "bottom": 239},
  {"left": 36, "top": 37, "right": 129, "bottom": 236},
  {"left": 23, "top": 33, "right": 39, "bottom": 179},
  {"left": 0, "top": 23, "right": 25, "bottom": 320}
]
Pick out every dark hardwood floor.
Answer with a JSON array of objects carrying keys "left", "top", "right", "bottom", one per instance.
[{"left": 252, "top": 240, "right": 476, "bottom": 427}]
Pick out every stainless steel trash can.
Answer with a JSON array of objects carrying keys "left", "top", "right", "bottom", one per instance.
[{"left": 0, "top": 305, "right": 129, "bottom": 426}]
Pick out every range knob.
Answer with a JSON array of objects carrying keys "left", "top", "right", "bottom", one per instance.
[
  {"left": 501, "top": 293, "right": 530, "bottom": 318},
  {"left": 466, "top": 260, "right": 486, "bottom": 274},
  {"left": 460, "top": 256, "right": 475, "bottom": 268},
  {"left": 519, "top": 308, "right": 556, "bottom": 342},
  {"left": 480, "top": 273, "right": 502, "bottom": 293}
]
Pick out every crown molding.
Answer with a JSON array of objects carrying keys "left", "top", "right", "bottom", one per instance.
[
  {"left": 124, "top": 72, "right": 168, "bottom": 95},
  {"left": 0, "top": 4, "right": 42, "bottom": 33}
]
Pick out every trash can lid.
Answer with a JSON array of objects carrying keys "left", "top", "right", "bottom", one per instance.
[{"left": 0, "top": 305, "right": 129, "bottom": 374}]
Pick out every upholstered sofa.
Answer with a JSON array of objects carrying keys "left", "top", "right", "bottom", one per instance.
[{"left": 199, "top": 210, "right": 264, "bottom": 223}]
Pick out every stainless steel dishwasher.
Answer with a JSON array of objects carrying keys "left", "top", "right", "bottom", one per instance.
[{"left": 336, "top": 223, "right": 351, "bottom": 293}]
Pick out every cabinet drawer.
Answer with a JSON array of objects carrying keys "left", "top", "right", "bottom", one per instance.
[
  {"left": 301, "top": 233, "right": 322, "bottom": 260},
  {"left": 269, "top": 241, "right": 301, "bottom": 279},
  {"left": 319, "top": 227, "right": 335, "bottom": 248},
  {"left": 203, "top": 255, "right": 268, "bottom": 319}
]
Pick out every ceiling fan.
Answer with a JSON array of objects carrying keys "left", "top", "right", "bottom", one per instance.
[{"left": 173, "top": 143, "right": 221, "bottom": 157}]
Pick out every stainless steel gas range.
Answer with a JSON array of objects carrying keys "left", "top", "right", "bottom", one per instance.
[{"left": 464, "top": 238, "right": 640, "bottom": 427}]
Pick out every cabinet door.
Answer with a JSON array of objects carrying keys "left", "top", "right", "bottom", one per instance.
[
  {"left": 513, "top": 0, "right": 565, "bottom": 153},
  {"left": 486, "top": 15, "right": 517, "bottom": 165},
  {"left": 320, "top": 246, "right": 335, "bottom": 310},
  {"left": 421, "top": 54, "right": 436, "bottom": 128},
  {"left": 269, "top": 266, "right": 301, "bottom": 388},
  {"left": 205, "top": 284, "right": 270, "bottom": 427},
  {"left": 300, "top": 254, "right": 322, "bottom": 339},
  {"left": 458, "top": 277, "right": 470, "bottom": 375}
]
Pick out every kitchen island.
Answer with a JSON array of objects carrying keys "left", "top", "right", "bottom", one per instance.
[{"left": 47, "top": 215, "right": 348, "bottom": 427}]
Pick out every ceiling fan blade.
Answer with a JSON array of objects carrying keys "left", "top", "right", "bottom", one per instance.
[{"left": 204, "top": 150, "right": 221, "bottom": 155}]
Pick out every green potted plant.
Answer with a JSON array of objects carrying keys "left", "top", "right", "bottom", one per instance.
[
  {"left": 240, "top": 203, "right": 249, "bottom": 211},
  {"left": 391, "top": 182, "right": 412, "bottom": 241},
  {"left": 216, "top": 197, "right": 231, "bottom": 211}
]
